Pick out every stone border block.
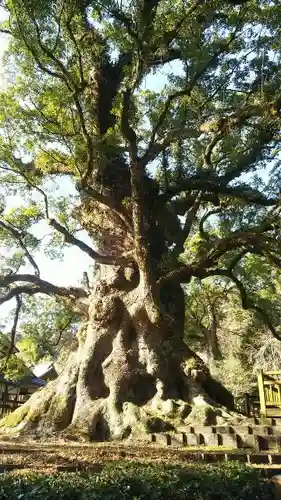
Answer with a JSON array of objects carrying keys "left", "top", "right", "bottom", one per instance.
[
  {"left": 194, "top": 426, "right": 216, "bottom": 435},
  {"left": 233, "top": 425, "right": 250, "bottom": 435},
  {"left": 236, "top": 434, "right": 260, "bottom": 450},
  {"left": 258, "top": 435, "right": 279, "bottom": 451},
  {"left": 224, "top": 453, "right": 246, "bottom": 462},
  {"left": 250, "top": 425, "right": 270, "bottom": 435},
  {"left": 247, "top": 453, "right": 268, "bottom": 464},
  {"left": 185, "top": 433, "right": 199, "bottom": 446},
  {"left": 215, "top": 426, "right": 233, "bottom": 434},
  {"left": 169, "top": 433, "right": 187, "bottom": 446},
  {"left": 219, "top": 433, "right": 238, "bottom": 448},
  {"left": 198, "top": 434, "right": 219, "bottom": 447}
]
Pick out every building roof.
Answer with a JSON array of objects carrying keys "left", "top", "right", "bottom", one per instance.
[
  {"left": 32, "top": 361, "right": 55, "bottom": 378},
  {"left": 0, "top": 373, "right": 46, "bottom": 387}
]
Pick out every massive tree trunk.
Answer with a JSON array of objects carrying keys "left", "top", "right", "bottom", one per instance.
[
  {"left": 0, "top": 148, "right": 240, "bottom": 440},
  {"left": 0, "top": 262, "right": 239, "bottom": 440}
]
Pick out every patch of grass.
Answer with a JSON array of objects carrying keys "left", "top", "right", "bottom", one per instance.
[{"left": 0, "top": 461, "right": 271, "bottom": 499}]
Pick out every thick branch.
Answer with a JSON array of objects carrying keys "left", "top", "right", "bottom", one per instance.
[
  {"left": 163, "top": 175, "right": 278, "bottom": 206},
  {"left": 262, "top": 252, "right": 281, "bottom": 270},
  {"left": 0, "top": 273, "right": 87, "bottom": 292},
  {"left": 160, "top": 257, "right": 281, "bottom": 340},
  {"left": 174, "top": 191, "right": 203, "bottom": 254},
  {"left": 141, "top": 0, "right": 160, "bottom": 29},
  {"left": 157, "top": 264, "right": 194, "bottom": 286},
  {"left": 223, "top": 125, "right": 277, "bottom": 183},
  {"left": 207, "top": 222, "right": 275, "bottom": 263},
  {"left": 171, "top": 193, "right": 221, "bottom": 215},
  {"left": 13, "top": 155, "right": 74, "bottom": 177},
  {"left": 203, "top": 132, "right": 223, "bottom": 168},
  {"left": 0, "top": 220, "right": 40, "bottom": 276},
  {"left": 161, "top": 0, "right": 205, "bottom": 46},
  {"left": 158, "top": 223, "right": 276, "bottom": 286},
  {"left": 0, "top": 28, "right": 11, "bottom": 35},
  {"left": 139, "top": 126, "right": 199, "bottom": 168},
  {"left": 0, "top": 274, "right": 87, "bottom": 306},
  {"left": 199, "top": 208, "right": 222, "bottom": 242},
  {"left": 0, "top": 286, "right": 46, "bottom": 305},
  {"left": 220, "top": 270, "right": 281, "bottom": 342},
  {"left": 121, "top": 90, "right": 144, "bottom": 258},
  {"left": 6, "top": 295, "right": 22, "bottom": 361},
  {"left": 144, "top": 25, "right": 242, "bottom": 158},
  {"left": 80, "top": 185, "right": 132, "bottom": 232},
  {"left": 148, "top": 48, "right": 182, "bottom": 67},
  {"left": 227, "top": 249, "right": 249, "bottom": 271},
  {"left": 65, "top": 16, "right": 85, "bottom": 87},
  {"left": 121, "top": 89, "right": 157, "bottom": 304},
  {"left": 48, "top": 218, "right": 133, "bottom": 266},
  {"left": 109, "top": 9, "right": 138, "bottom": 41}
]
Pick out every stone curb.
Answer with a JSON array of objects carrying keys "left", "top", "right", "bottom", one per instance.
[
  {"left": 150, "top": 427, "right": 281, "bottom": 451},
  {"left": 1, "top": 451, "right": 281, "bottom": 472}
]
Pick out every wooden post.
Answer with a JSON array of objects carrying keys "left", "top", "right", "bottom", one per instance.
[
  {"left": 277, "top": 384, "right": 281, "bottom": 406},
  {"left": 257, "top": 369, "right": 266, "bottom": 419},
  {"left": 244, "top": 393, "right": 250, "bottom": 416},
  {"left": 269, "top": 383, "right": 274, "bottom": 404}
]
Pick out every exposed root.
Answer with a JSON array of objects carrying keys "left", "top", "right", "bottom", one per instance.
[
  {"left": 0, "top": 388, "right": 244, "bottom": 441},
  {"left": 0, "top": 352, "right": 244, "bottom": 441},
  {"left": 0, "top": 352, "right": 79, "bottom": 438},
  {"left": 0, "top": 268, "right": 243, "bottom": 442},
  {"left": 184, "top": 397, "right": 245, "bottom": 426}
]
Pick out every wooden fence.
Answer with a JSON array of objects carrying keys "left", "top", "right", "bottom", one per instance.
[
  {"left": 0, "top": 382, "right": 36, "bottom": 418},
  {"left": 257, "top": 369, "right": 281, "bottom": 418},
  {"left": 0, "top": 394, "right": 31, "bottom": 417}
]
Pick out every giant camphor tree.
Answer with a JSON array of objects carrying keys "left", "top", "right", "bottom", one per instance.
[{"left": 0, "top": 0, "right": 281, "bottom": 440}]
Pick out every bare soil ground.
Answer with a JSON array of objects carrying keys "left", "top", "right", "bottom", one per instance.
[{"left": 0, "top": 439, "right": 235, "bottom": 472}]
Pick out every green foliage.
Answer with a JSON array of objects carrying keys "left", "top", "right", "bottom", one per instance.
[
  {"left": 17, "top": 296, "right": 78, "bottom": 367},
  {"left": 212, "top": 356, "right": 255, "bottom": 398},
  {"left": 184, "top": 269, "right": 281, "bottom": 396},
  {"left": 0, "top": 355, "right": 30, "bottom": 381},
  {"left": 0, "top": 332, "right": 15, "bottom": 357},
  {"left": 3, "top": 204, "right": 42, "bottom": 229},
  {"left": 0, "top": 462, "right": 271, "bottom": 500},
  {"left": 185, "top": 277, "right": 228, "bottom": 352},
  {"left": 0, "top": 333, "right": 30, "bottom": 381}
]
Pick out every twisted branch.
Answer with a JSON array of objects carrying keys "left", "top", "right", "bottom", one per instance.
[{"left": 0, "top": 219, "right": 40, "bottom": 276}]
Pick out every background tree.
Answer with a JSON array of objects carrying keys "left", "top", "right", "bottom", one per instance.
[
  {"left": 16, "top": 296, "right": 79, "bottom": 367},
  {"left": 185, "top": 278, "right": 227, "bottom": 363},
  {"left": 184, "top": 259, "right": 281, "bottom": 397},
  {"left": 0, "top": 0, "right": 281, "bottom": 439},
  {"left": 0, "top": 295, "right": 79, "bottom": 380},
  {"left": 0, "top": 331, "right": 30, "bottom": 380}
]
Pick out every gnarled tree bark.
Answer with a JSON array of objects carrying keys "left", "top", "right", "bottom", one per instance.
[{"left": 0, "top": 262, "right": 239, "bottom": 440}]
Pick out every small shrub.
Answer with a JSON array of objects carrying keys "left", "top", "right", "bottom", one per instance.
[{"left": 0, "top": 461, "right": 271, "bottom": 499}]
